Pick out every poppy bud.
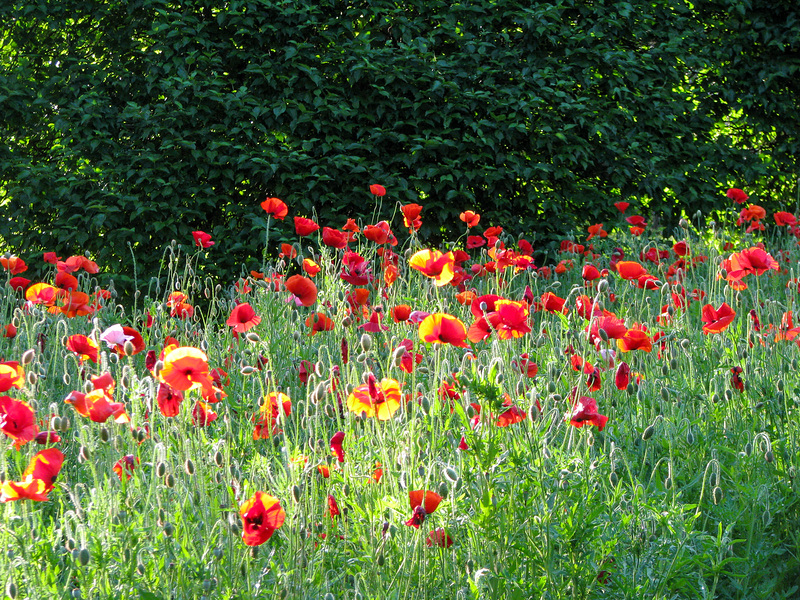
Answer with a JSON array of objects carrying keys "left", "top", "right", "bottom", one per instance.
[
  {"left": 100, "top": 427, "right": 110, "bottom": 442},
  {"left": 765, "top": 450, "right": 774, "bottom": 463},
  {"left": 163, "top": 522, "right": 174, "bottom": 537},
  {"left": 185, "top": 459, "right": 195, "bottom": 476},
  {"left": 78, "top": 548, "right": 91, "bottom": 566},
  {"left": 686, "top": 430, "right": 695, "bottom": 445},
  {"left": 165, "top": 473, "right": 175, "bottom": 488},
  {"left": 360, "top": 333, "right": 372, "bottom": 352},
  {"left": 245, "top": 332, "right": 261, "bottom": 343},
  {"left": 664, "top": 476, "right": 673, "bottom": 490},
  {"left": 642, "top": 425, "right": 655, "bottom": 441},
  {"left": 137, "top": 562, "right": 146, "bottom": 575},
  {"left": 6, "top": 581, "right": 17, "bottom": 599},
  {"left": 21, "top": 349, "right": 36, "bottom": 365},
  {"left": 292, "top": 485, "right": 302, "bottom": 502},
  {"left": 153, "top": 360, "right": 164, "bottom": 377},
  {"left": 51, "top": 416, "right": 62, "bottom": 431},
  {"left": 712, "top": 486, "right": 723, "bottom": 505},
  {"left": 79, "top": 446, "right": 90, "bottom": 462}
]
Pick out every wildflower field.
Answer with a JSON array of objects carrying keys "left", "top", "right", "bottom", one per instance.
[{"left": 1, "top": 187, "right": 799, "bottom": 600}]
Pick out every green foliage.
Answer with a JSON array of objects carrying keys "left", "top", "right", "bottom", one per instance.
[{"left": 1, "top": 0, "right": 799, "bottom": 292}]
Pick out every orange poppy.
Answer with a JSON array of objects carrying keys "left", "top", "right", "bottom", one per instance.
[
  {"left": 418, "top": 313, "right": 469, "bottom": 347},
  {"left": 0, "top": 362, "right": 24, "bottom": 393},
  {"left": 240, "top": 491, "right": 286, "bottom": 546},
  {"left": 166, "top": 291, "right": 194, "bottom": 318},
  {"left": 615, "top": 261, "right": 648, "bottom": 280},
  {"left": 260, "top": 197, "right": 288, "bottom": 220},
  {"left": 369, "top": 184, "right": 386, "bottom": 196},
  {"left": 616, "top": 326, "right": 653, "bottom": 353},
  {"left": 64, "top": 389, "right": 130, "bottom": 424},
  {"left": 401, "top": 204, "right": 423, "bottom": 232},
  {"left": 113, "top": 455, "right": 140, "bottom": 481},
  {"left": 586, "top": 223, "right": 608, "bottom": 240},
  {"left": 459, "top": 211, "right": 480, "bottom": 228},
  {"left": 156, "top": 383, "right": 184, "bottom": 417},
  {"left": 346, "top": 375, "right": 402, "bottom": 420},
  {"left": 0, "top": 256, "right": 27, "bottom": 274},
  {"left": 285, "top": 275, "right": 318, "bottom": 307},
  {"left": 159, "top": 347, "right": 215, "bottom": 396},
  {"left": 302, "top": 258, "right": 321, "bottom": 277},
  {"left": 23, "top": 282, "right": 56, "bottom": 305},
  {"left": 392, "top": 304, "right": 412, "bottom": 322},
  {"left": 305, "top": 312, "right": 335, "bottom": 335},
  {"left": 408, "top": 249, "right": 455, "bottom": 286},
  {"left": 726, "top": 247, "right": 778, "bottom": 280},
  {"left": 252, "top": 392, "right": 292, "bottom": 440},
  {"left": 0, "top": 448, "right": 64, "bottom": 502}
]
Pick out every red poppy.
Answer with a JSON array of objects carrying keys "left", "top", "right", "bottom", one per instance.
[
  {"left": 0, "top": 362, "right": 24, "bottom": 393},
  {"left": 568, "top": 396, "right": 608, "bottom": 431},
  {"left": 302, "top": 258, "right": 321, "bottom": 277},
  {"left": 586, "top": 223, "right": 607, "bottom": 241},
  {"left": 496, "top": 402, "right": 527, "bottom": 427},
  {"left": 166, "top": 291, "right": 194, "bottom": 318},
  {"left": 409, "top": 249, "right": 455, "bottom": 286},
  {"left": 459, "top": 210, "right": 480, "bottom": 228},
  {"left": 614, "top": 201, "right": 630, "bottom": 213},
  {"left": 401, "top": 204, "right": 423, "bottom": 232},
  {"left": 701, "top": 302, "right": 736, "bottom": 334},
  {"left": 625, "top": 215, "right": 647, "bottom": 227},
  {"left": 192, "top": 401, "right": 218, "bottom": 426},
  {"left": 614, "top": 362, "right": 630, "bottom": 390},
  {"left": 347, "top": 375, "right": 402, "bottom": 420},
  {"left": 774, "top": 211, "right": 796, "bottom": 226},
  {"left": 156, "top": 383, "right": 184, "bottom": 417},
  {"left": 326, "top": 494, "right": 341, "bottom": 518},
  {"left": 0, "top": 448, "right": 64, "bottom": 502},
  {"left": 392, "top": 304, "right": 412, "bottom": 322},
  {"left": 726, "top": 247, "right": 779, "bottom": 280},
  {"left": 616, "top": 326, "right": 653, "bottom": 353},
  {"left": 330, "top": 431, "right": 345, "bottom": 463},
  {"left": 426, "top": 528, "right": 453, "bottom": 548},
  {"left": 369, "top": 184, "right": 386, "bottom": 196},
  {"left": 65, "top": 389, "right": 129, "bottom": 424},
  {"left": 260, "top": 197, "right": 288, "bottom": 220},
  {"left": 285, "top": 275, "right": 318, "bottom": 307},
  {"left": 192, "top": 231, "right": 214, "bottom": 248},
  {"left": 466, "top": 235, "right": 486, "bottom": 249},
  {"left": 726, "top": 188, "right": 749, "bottom": 204},
  {"left": 615, "top": 261, "right": 648, "bottom": 280},
  {"left": 56, "top": 291, "right": 94, "bottom": 318},
  {"left": 113, "top": 455, "right": 140, "bottom": 481},
  {"left": 65, "top": 334, "right": 99, "bottom": 363},
  {"left": 405, "top": 490, "right": 443, "bottom": 528},
  {"left": 0, "top": 395, "right": 38, "bottom": 448},
  {"left": 226, "top": 302, "right": 262, "bottom": 334},
  {"left": 253, "top": 392, "right": 292, "bottom": 439},
  {"left": 419, "top": 313, "right": 469, "bottom": 347},
  {"left": 321, "top": 227, "right": 349, "bottom": 249},
  {"left": 0, "top": 256, "right": 27, "bottom": 275},
  {"left": 514, "top": 354, "right": 538, "bottom": 378},
  {"left": 672, "top": 241, "right": 689, "bottom": 256},
  {"left": 294, "top": 216, "right": 320, "bottom": 236},
  {"left": 306, "top": 312, "right": 335, "bottom": 335}
]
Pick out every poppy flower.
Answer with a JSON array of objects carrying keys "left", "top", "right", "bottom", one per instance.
[
  {"left": 347, "top": 375, "right": 402, "bottom": 420},
  {"left": 0, "top": 448, "right": 64, "bottom": 502},
  {"left": 466, "top": 235, "right": 486, "bottom": 249},
  {"left": 514, "top": 354, "right": 538, "bottom": 378},
  {"left": 405, "top": 490, "right": 443, "bottom": 528},
  {"left": 614, "top": 362, "right": 630, "bottom": 390},
  {"left": 0, "top": 256, "right": 27, "bottom": 275},
  {"left": 192, "top": 231, "right": 214, "bottom": 248},
  {"left": 409, "top": 249, "right": 455, "bottom": 286},
  {"left": 568, "top": 397, "right": 608, "bottom": 431},
  {"left": 65, "top": 389, "right": 129, "bottom": 424},
  {"left": 625, "top": 215, "right": 647, "bottom": 228},
  {"left": 726, "top": 188, "right": 749, "bottom": 204},
  {"left": 327, "top": 494, "right": 341, "bottom": 518},
  {"left": 156, "top": 383, "right": 184, "bottom": 417},
  {"left": 401, "top": 204, "right": 423, "bottom": 233},
  {"left": 0, "top": 362, "right": 24, "bottom": 393},
  {"left": 306, "top": 312, "right": 335, "bottom": 335},
  {"left": 426, "top": 528, "right": 453, "bottom": 548},
  {"left": 392, "top": 304, "right": 412, "bottom": 322},
  {"left": 496, "top": 402, "right": 527, "bottom": 427},
  {"left": 0, "top": 395, "right": 38, "bottom": 448},
  {"left": 774, "top": 211, "right": 796, "bottom": 227},
  {"left": 43, "top": 251, "right": 61, "bottom": 264},
  {"left": 192, "top": 401, "right": 218, "bottom": 426},
  {"left": 240, "top": 491, "right": 286, "bottom": 546},
  {"left": 252, "top": 392, "right": 292, "bottom": 440},
  {"left": 419, "top": 313, "right": 469, "bottom": 348},
  {"left": 302, "top": 258, "right": 321, "bottom": 277},
  {"left": 321, "top": 227, "right": 349, "bottom": 249},
  {"left": 459, "top": 211, "right": 480, "bottom": 228},
  {"left": 294, "top": 216, "right": 320, "bottom": 236},
  {"left": 330, "top": 431, "right": 345, "bottom": 463},
  {"left": 113, "top": 455, "right": 140, "bottom": 481},
  {"left": 701, "top": 302, "right": 736, "bottom": 334},
  {"left": 726, "top": 247, "right": 779, "bottom": 280},
  {"left": 616, "top": 326, "right": 653, "bottom": 353},
  {"left": 65, "top": 335, "right": 99, "bottom": 363},
  {"left": 586, "top": 223, "right": 607, "bottom": 241},
  {"left": 672, "top": 241, "right": 689, "bottom": 256},
  {"left": 285, "top": 275, "right": 318, "bottom": 307},
  {"left": 166, "top": 291, "right": 194, "bottom": 318},
  {"left": 110, "top": 326, "right": 145, "bottom": 356},
  {"left": 614, "top": 201, "right": 630, "bottom": 213},
  {"left": 615, "top": 261, "right": 648, "bottom": 280},
  {"left": 260, "top": 197, "right": 288, "bottom": 220},
  {"left": 159, "top": 347, "right": 215, "bottom": 396},
  {"left": 369, "top": 184, "right": 386, "bottom": 196},
  {"left": 535, "top": 292, "right": 568, "bottom": 315}
]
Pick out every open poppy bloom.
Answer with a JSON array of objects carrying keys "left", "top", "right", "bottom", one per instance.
[
  {"left": 409, "top": 249, "right": 455, "bottom": 286},
  {"left": 346, "top": 375, "right": 402, "bottom": 420},
  {"left": 614, "top": 201, "right": 630, "bottom": 213},
  {"left": 426, "top": 528, "right": 453, "bottom": 548},
  {"left": 65, "top": 334, "right": 99, "bottom": 364},
  {"left": 701, "top": 302, "right": 736, "bottom": 334},
  {"left": 616, "top": 325, "right": 653, "bottom": 353},
  {"left": 327, "top": 494, "right": 341, "bottom": 518},
  {"left": 156, "top": 383, "right": 184, "bottom": 417},
  {"left": 159, "top": 347, "right": 215, "bottom": 396},
  {"left": 192, "top": 231, "right": 214, "bottom": 248},
  {"left": 252, "top": 392, "right": 292, "bottom": 440},
  {"left": 285, "top": 275, "right": 318, "bottom": 307},
  {"left": 0, "top": 448, "right": 64, "bottom": 502},
  {"left": 57, "top": 255, "right": 99, "bottom": 274},
  {"left": 568, "top": 396, "right": 608, "bottom": 431},
  {"left": 166, "top": 291, "right": 194, "bottom": 318},
  {"left": 774, "top": 211, "right": 797, "bottom": 227},
  {"left": 405, "top": 490, "right": 443, "bottom": 528},
  {"left": 321, "top": 227, "right": 349, "bottom": 249},
  {"left": 240, "top": 491, "right": 286, "bottom": 546},
  {"left": 294, "top": 216, "right": 320, "bottom": 236},
  {"left": 401, "top": 204, "right": 423, "bottom": 233},
  {"left": 330, "top": 431, "right": 345, "bottom": 463},
  {"left": 226, "top": 302, "right": 262, "bottom": 334},
  {"left": 615, "top": 362, "right": 630, "bottom": 390},
  {"left": 65, "top": 389, "right": 129, "bottom": 424},
  {"left": 586, "top": 223, "right": 608, "bottom": 240},
  {"left": 192, "top": 401, "right": 218, "bottom": 426},
  {"left": 113, "top": 455, "right": 140, "bottom": 481},
  {"left": 615, "top": 261, "right": 648, "bottom": 280},
  {"left": 0, "top": 395, "right": 38, "bottom": 448},
  {"left": 369, "top": 184, "right": 386, "bottom": 196},
  {"left": 726, "top": 247, "right": 779, "bottom": 281},
  {"left": 0, "top": 362, "right": 24, "bottom": 393},
  {"left": 419, "top": 313, "right": 469, "bottom": 347},
  {"left": 459, "top": 210, "right": 480, "bottom": 228},
  {"left": 260, "top": 197, "right": 288, "bottom": 220},
  {"left": 306, "top": 312, "right": 335, "bottom": 335},
  {"left": 726, "top": 188, "right": 748, "bottom": 203}
]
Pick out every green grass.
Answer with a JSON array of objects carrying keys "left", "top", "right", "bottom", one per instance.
[{"left": 1, "top": 203, "right": 799, "bottom": 600}]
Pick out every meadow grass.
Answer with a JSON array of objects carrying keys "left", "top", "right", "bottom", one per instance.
[{"left": 1, "top": 197, "right": 799, "bottom": 600}]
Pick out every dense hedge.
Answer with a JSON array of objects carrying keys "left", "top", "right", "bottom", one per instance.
[{"left": 1, "top": 0, "right": 798, "bottom": 290}]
